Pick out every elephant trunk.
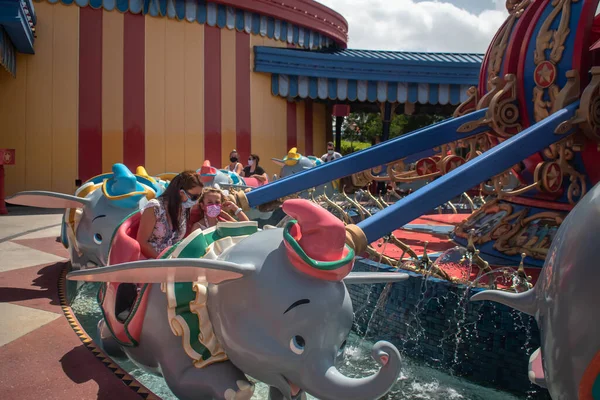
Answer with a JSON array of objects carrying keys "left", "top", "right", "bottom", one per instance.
[
  {"left": 470, "top": 287, "right": 537, "bottom": 316},
  {"left": 305, "top": 341, "right": 401, "bottom": 400}
]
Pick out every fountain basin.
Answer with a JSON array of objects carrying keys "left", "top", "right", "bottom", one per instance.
[{"left": 349, "top": 258, "right": 551, "bottom": 398}]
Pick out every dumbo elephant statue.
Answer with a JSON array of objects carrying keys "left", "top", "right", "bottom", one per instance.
[
  {"left": 198, "top": 160, "right": 273, "bottom": 221},
  {"left": 5, "top": 163, "right": 162, "bottom": 269},
  {"left": 272, "top": 148, "right": 338, "bottom": 199},
  {"left": 471, "top": 181, "right": 600, "bottom": 400},
  {"left": 68, "top": 199, "right": 407, "bottom": 400},
  {"left": 135, "top": 166, "right": 172, "bottom": 193}
]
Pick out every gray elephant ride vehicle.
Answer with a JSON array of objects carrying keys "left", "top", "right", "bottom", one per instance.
[{"left": 68, "top": 198, "right": 408, "bottom": 400}]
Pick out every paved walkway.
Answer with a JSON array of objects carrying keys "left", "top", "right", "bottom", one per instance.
[{"left": 0, "top": 207, "right": 143, "bottom": 400}]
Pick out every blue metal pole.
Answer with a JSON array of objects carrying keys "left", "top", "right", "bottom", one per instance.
[
  {"left": 246, "top": 109, "right": 489, "bottom": 207},
  {"left": 356, "top": 104, "right": 579, "bottom": 243}
]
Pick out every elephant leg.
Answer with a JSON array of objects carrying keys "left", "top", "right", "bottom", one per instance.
[
  {"left": 161, "top": 362, "right": 254, "bottom": 400},
  {"left": 97, "top": 319, "right": 125, "bottom": 358},
  {"left": 268, "top": 386, "right": 307, "bottom": 400}
]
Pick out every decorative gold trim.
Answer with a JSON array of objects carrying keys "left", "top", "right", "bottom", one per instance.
[
  {"left": 532, "top": 0, "right": 576, "bottom": 122},
  {"left": 453, "top": 86, "right": 479, "bottom": 117},
  {"left": 458, "top": 75, "right": 519, "bottom": 134},
  {"left": 494, "top": 211, "right": 564, "bottom": 259},
  {"left": 232, "top": 189, "right": 250, "bottom": 211},
  {"left": 487, "top": 74, "right": 522, "bottom": 137},
  {"left": 559, "top": 67, "right": 600, "bottom": 140},
  {"left": 345, "top": 224, "right": 368, "bottom": 255},
  {"left": 552, "top": 70, "right": 580, "bottom": 113},
  {"left": 57, "top": 265, "right": 160, "bottom": 399}
]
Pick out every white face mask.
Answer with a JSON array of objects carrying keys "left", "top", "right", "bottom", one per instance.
[
  {"left": 327, "top": 149, "right": 334, "bottom": 155},
  {"left": 248, "top": 159, "right": 254, "bottom": 166}
]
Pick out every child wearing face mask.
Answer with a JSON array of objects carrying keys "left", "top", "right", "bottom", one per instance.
[{"left": 191, "top": 188, "right": 249, "bottom": 231}]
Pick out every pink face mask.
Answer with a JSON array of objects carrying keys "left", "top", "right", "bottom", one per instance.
[{"left": 206, "top": 204, "right": 221, "bottom": 218}]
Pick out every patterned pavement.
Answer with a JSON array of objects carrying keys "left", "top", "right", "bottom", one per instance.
[{"left": 0, "top": 209, "right": 143, "bottom": 399}]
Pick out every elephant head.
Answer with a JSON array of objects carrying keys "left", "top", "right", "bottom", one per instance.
[
  {"left": 273, "top": 148, "right": 337, "bottom": 198},
  {"left": 470, "top": 181, "right": 600, "bottom": 400},
  {"left": 197, "top": 160, "right": 254, "bottom": 190},
  {"left": 6, "top": 163, "right": 159, "bottom": 269},
  {"left": 68, "top": 198, "right": 407, "bottom": 400}
]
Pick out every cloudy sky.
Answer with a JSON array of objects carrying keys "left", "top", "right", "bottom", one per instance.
[{"left": 317, "top": 0, "right": 510, "bottom": 53}]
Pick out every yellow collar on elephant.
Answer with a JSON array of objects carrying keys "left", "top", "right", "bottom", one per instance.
[{"left": 161, "top": 222, "right": 259, "bottom": 368}]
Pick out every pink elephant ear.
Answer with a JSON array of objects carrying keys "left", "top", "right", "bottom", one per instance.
[
  {"left": 5, "top": 191, "right": 91, "bottom": 209},
  {"left": 282, "top": 199, "right": 355, "bottom": 282},
  {"left": 67, "top": 259, "right": 256, "bottom": 284}
]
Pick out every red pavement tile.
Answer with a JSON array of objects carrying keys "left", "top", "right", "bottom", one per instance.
[
  {"left": 0, "top": 318, "right": 142, "bottom": 400},
  {"left": 12, "top": 237, "right": 69, "bottom": 259},
  {"left": 0, "top": 261, "right": 67, "bottom": 314}
]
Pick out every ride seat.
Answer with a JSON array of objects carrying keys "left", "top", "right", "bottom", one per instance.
[
  {"left": 106, "top": 211, "right": 145, "bottom": 324},
  {"left": 108, "top": 211, "right": 144, "bottom": 265}
]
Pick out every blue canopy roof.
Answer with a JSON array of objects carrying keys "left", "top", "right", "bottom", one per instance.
[
  {"left": 0, "top": 0, "right": 37, "bottom": 76},
  {"left": 254, "top": 47, "right": 484, "bottom": 105}
]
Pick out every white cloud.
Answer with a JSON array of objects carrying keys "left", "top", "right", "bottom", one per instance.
[{"left": 317, "top": 0, "right": 509, "bottom": 53}]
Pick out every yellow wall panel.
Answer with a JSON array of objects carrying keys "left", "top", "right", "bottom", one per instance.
[
  {"left": 164, "top": 19, "right": 185, "bottom": 173},
  {"left": 220, "top": 28, "right": 236, "bottom": 168},
  {"left": 0, "top": 57, "right": 27, "bottom": 196},
  {"left": 313, "top": 102, "right": 327, "bottom": 158},
  {"left": 52, "top": 4, "right": 79, "bottom": 194},
  {"left": 101, "top": 10, "right": 124, "bottom": 173},
  {"left": 249, "top": 36, "right": 287, "bottom": 177},
  {"left": 145, "top": 16, "right": 166, "bottom": 175},
  {"left": 183, "top": 22, "right": 204, "bottom": 171},
  {"left": 296, "top": 101, "right": 306, "bottom": 155},
  {"left": 25, "top": 1, "right": 54, "bottom": 191}
]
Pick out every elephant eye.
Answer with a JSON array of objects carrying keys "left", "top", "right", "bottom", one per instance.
[
  {"left": 290, "top": 336, "right": 305, "bottom": 355},
  {"left": 93, "top": 233, "right": 103, "bottom": 245}
]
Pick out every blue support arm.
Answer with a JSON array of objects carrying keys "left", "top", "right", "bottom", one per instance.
[
  {"left": 246, "top": 108, "right": 489, "bottom": 207},
  {"left": 355, "top": 104, "right": 579, "bottom": 243}
]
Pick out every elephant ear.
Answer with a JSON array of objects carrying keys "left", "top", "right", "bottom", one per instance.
[
  {"left": 5, "top": 191, "right": 91, "bottom": 209},
  {"left": 343, "top": 272, "right": 409, "bottom": 285},
  {"left": 66, "top": 258, "right": 256, "bottom": 284},
  {"left": 272, "top": 158, "right": 285, "bottom": 167}
]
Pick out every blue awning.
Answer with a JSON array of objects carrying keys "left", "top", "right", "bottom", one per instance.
[
  {"left": 0, "top": 0, "right": 36, "bottom": 55},
  {"left": 255, "top": 47, "right": 483, "bottom": 105},
  {"left": 0, "top": 26, "right": 16, "bottom": 76},
  {"left": 271, "top": 74, "right": 474, "bottom": 105},
  {"left": 45, "top": 0, "right": 335, "bottom": 50}
]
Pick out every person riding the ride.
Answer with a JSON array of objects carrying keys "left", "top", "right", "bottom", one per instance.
[
  {"left": 191, "top": 188, "right": 249, "bottom": 231},
  {"left": 225, "top": 149, "right": 243, "bottom": 175},
  {"left": 137, "top": 171, "right": 203, "bottom": 258}
]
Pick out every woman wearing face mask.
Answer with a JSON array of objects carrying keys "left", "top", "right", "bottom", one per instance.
[
  {"left": 242, "top": 154, "right": 268, "bottom": 183},
  {"left": 191, "top": 188, "right": 249, "bottom": 231},
  {"left": 137, "top": 171, "right": 203, "bottom": 258},
  {"left": 224, "top": 149, "right": 243, "bottom": 175}
]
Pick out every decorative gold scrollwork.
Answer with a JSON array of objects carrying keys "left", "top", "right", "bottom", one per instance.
[
  {"left": 489, "top": 74, "right": 522, "bottom": 137},
  {"left": 506, "top": 0, "right": 532, "bottom": 15},
  {"left": 453, "top": 86, "right": 479, "bottom": 117},
  {"left": 485, "top": 0, "right": 531, "bottom": 91},
  {"left": 556, "top": 67, "right": 600, "bottom": 140},
  {"left": 534, "top": 161, "right": 563, "bottom": 193},
  {"left": 494, "top": 211, "right": 565, "bottom": 260},
  {"left": 532, "top": 0, "right": 577, "bottom": 122},
  {"left": 457, "top": 74, "right": 521, "bottom": 137}
]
